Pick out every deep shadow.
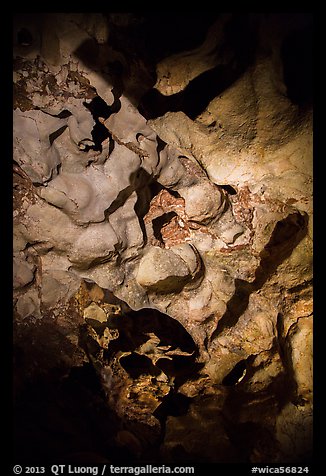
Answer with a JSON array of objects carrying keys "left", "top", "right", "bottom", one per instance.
[
  {"left": 13, "top": 317, "right": 121, "bottom": 463},
  {"left": 139, "top": 63, "right": 246, "bottom": 121},
  {"left": 154, "top": 392, "right": 192, "bottom": 420},
  {"left": 105, "top": 13, "right": 219, "bottom": 65},
  {"left": 13, "top": 364, "right": 125, "bottom": 464},
  {"left": 222, "top": 417, "right": 278, "bottom": 463},
  {"left": 74, "top": 38, "right": 124, "bottom": 113},
  {"left": 104, "top": 168, "right": 153, "bottom": 218},
  {"left": 72, "top": 14, "right": 259, "bottom": 121},
  {"left": 17, "top": 27, "right": 33, "bottom": 46},
  {"left": 255, "top": 212, "right": 309, "bottom": 287},
  {"left": 73, "top": 38, "right": 100, "bottom": 69},
  {"left": 155, "top": 356, "right": 204, "bottom": 387},
  {"left": 152, "top": 391, "right": 193, "bottom": 448},
  {"left": 211, "top": 211, "right": 308, "bottom": 340},
  {"left": 101, "top": 306, "right": 203, "bottom": 454},
  {"left": 106, "top": 307, "right": 198, "bottom": 357},
  {"left": 84, "top": 96, "right": 112, "bottom": 150},
  {"left": 139, "top": 13, "right": 259, "bottom": 120},
  {"left": 119, "top": 353, "right": 161, "bottom": 378},
  {"left": 222, "top": 359, "right": 247, "bottom": 386},
  {"left": 156, "top": 135, "right": 167, "bottom": 157},
  {"left": 220, "top": 358, "right": 313, "bottom": 463},
  {"left": 219, "top": 184, "right": 238, "bottom": 195},
  {"left": 152, "top": 211, "right": 178, "bottom": 244},
  {"left": 281, "top": 21, "right": 313, "bottom": 106},
  {"left": 13, "top": 306, "right": 200, "bottom": 464},
  {"left": 49, "top": 125, "right": 68, "bottom": 145}
]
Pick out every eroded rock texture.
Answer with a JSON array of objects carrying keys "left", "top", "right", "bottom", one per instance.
[{"left": 13, "top": 13, "right": 313, "bottom": 464}]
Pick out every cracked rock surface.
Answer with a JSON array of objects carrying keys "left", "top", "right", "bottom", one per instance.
[{"left": 13, "top": 13, "right": 312, "bottom": 464}]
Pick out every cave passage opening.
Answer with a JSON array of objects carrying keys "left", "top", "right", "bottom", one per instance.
[{"left": 84, "top": 96, "right": 112, "bottom": 151}]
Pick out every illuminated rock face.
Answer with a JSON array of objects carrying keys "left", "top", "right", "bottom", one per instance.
[{"left": 13, "top": 13, "right": 312, "bottom": 464}]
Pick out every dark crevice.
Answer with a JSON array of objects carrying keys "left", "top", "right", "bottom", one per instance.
[
  {"left": 49, "top": 125, "right": 68, "bottom": 145},
  {"left": 106, "top": 308, "right": 198, "bottom": 357},
  {"left": 222, "top": 360, "right": 247, "bottom": 386},
  {"left": 153, "top": 391, "right": 193, "bottom": 442},
  {"left": 42, "top": 109, "right": 72, "bottom": 119},
  {"left": 155, "top": 357, "right": 204, "bottom": 388},
  {"left": 104, "top": 169, "right": 153, "bottom": 218},
  {"left": 211, "top": 212, "right": 308, "bottom": 340},
  {"left": 256, "top": 212, "right": 308, "bottom": 287},
  {"left": 103, "top": 59, "right": 125, "bottom": 105},
  {"left": 148, "top": 180, "right": 165, "bottom": 200},
  {"left": 152, "top": 212, "right": 178, "bottom": 244},
  {"left": 84, "top": 96, "right": 112, "bottom": 151},
  {"left": 104, "top": 169, "right": 154, "bottom": 247},
  {"left": 275, "top": 312, "right": 291, "bottom": 376},
  {"left": 56, "top": 110, "right": 73, "bottom": 119},
  {"left": 105, "top": 60, "right": 124, "bottom": 78},
  {"left": 108, "top": 308, "right": 203, "bottom": 453},
  {"left": 212, "top": 278, "right": 252, "bottom": 336},
  {"left": 110, "top": 85, "right": 123, "bottom": 114},
  {"left": 139, "top": 64, "right": 244, "bottom": 120},
  {"left": 287, "top": 279, "right": 313, "bottom": 295},
  {"left": 74, "top": 36, "right": 124, "bottom": 112},
  {"left": 84, "top": 96, "right": 111, "bottom": 120},
  {"left": 138, "top": 14, "right": 259, "bottom": 120},
  {"left": 167, "top": 188, "right": 182, "bottom": 199},
  {"left": 156, "top": 135, "right": 167, "bottom": 157},
  {"left": 133, "top": 188, "right": 151, "bottom": 247},
  {"left": 120, "top": 353, "right": 161, "bottom": 379},
  {"left": 275, "top": 312, "right": 303, "bottom": 405},
  {"left": 219, "top": 184, "right": 237, "bottom": 195},
  {"left": 154, "top": 392, "right": 192, "bottom": 420}
]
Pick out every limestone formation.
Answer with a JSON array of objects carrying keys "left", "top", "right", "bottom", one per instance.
[{"left": 13, "top": 13, "right": 313, "bottom": 465}]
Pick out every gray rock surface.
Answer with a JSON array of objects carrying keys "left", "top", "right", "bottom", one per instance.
[{"left": 13, "top": 13, "right": 312, "bottom": 464}]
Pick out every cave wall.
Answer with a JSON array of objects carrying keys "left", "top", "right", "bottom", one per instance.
[{"left": 13, "top": 13, "right": 313, "bottom": 464}]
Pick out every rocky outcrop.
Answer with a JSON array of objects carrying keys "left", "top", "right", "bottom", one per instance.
[{"left": 13, "top": 13, "right": 312, "bottom": 464}]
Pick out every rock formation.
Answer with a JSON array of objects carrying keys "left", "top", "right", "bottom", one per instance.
[{"left": 13, "top": 13, "right": 312, "bottom": 464}]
